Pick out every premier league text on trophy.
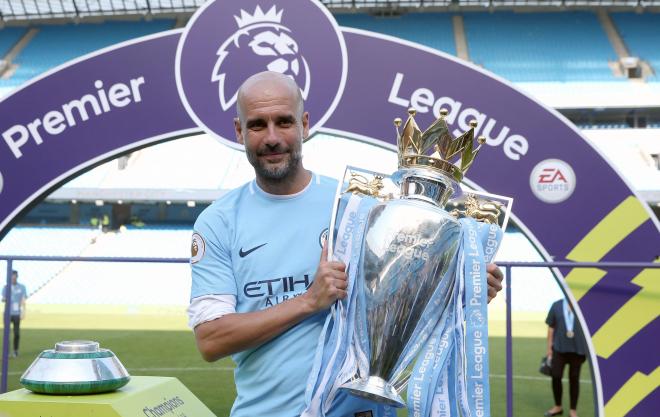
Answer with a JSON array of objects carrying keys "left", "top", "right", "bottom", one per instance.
[
  {"left": 468, "top": 226, "right": 487, "bottom": 415},
  {"left": 334, "top": 210, "right": 368, "bottom": 258}
]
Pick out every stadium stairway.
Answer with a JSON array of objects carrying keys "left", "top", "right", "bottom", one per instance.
[
  {"left": 610, "top": 12, "right": 660, "bottom": 82},
  {"left": 462, "top": 11, "right": 621, "bottom": 83}
]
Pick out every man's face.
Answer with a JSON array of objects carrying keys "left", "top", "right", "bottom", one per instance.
[
  {"left": 11, "top": 274, "right": 17, "bottom": 284},
  {"left": 235, "top": 81, "right": 309, "bottom": 181}
]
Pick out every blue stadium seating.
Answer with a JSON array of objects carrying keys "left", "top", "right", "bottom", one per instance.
[
  {"left": 463, "top": 12, "right": 621, "bottom": 82},
  {"left": 0, "top": 20, "right": 174, "bottom": 87},
  {"left": 335, "top": 12, "right": 456, "bottom": 55},
  {"left": 25, "top": 226, "right": 191, "bottom": 305},
  {"left": 0, "top": 27, "right": 26, "bottom": 56},
  {"left": 0, "top": 226, "right": 99, "bottom": 296},
  {"left": 611, "top": 13, "right": 660, "bottom": 82}
]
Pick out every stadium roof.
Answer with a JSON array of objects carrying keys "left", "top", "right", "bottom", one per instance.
[{"left": 1, "top": 0, "right": 659, "bottom": 22}]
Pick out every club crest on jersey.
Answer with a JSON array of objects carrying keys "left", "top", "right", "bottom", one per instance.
[
  {"left": 190, "top": 232, "right": 206, "bottom": 264},
  {"left": 212, "top": 5, "right": 310, "bottom": 110},
  {"left": 319, "top": 228, "right": 329, "bottom": 248}
]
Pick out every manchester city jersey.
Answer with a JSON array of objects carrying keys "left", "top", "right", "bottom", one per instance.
[{"left": 191, "top": 173, "right": 337, "bottom": 417}]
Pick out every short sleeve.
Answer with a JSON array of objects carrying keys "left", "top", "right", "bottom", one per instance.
[
  {"left": 190, "top": 214, "right": 238, "bottom": 300},
  {"left": 545, "top": 302, "right": 557, "bottom": 327}
]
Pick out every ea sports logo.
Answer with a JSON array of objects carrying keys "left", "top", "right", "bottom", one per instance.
[
  {"left": 175, "top": 0, "right": 347, "bottom": 145},
  {"left": 530, "top": 159, "right": 576, "bottom": 203}
]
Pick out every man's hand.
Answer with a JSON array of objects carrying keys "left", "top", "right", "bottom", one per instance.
[
  {"left": 486, "top": 263, "right": 503, "bottom": 303},
  {"left": 302, "top": 242, "right": 348, "bottom": 313}
]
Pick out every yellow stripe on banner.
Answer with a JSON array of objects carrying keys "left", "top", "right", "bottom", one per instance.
[
  {"left": 565, "top": 196, "right": 649, "bottom": 261},
  {"left": 565, "top": 269, "right": 608, "bottom": 301},
  {"left": 565, "top": 196, "right": 650, "bottom": 301},
  {"left": 592, "top": 263, "right": 660, "bottom": 359},
  {"left": 604, "top": 367, "right": 660, "bottom": 417}
]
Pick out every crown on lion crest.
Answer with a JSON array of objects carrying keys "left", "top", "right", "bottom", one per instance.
[
  {"left": 234, "top": 5, "right": 283, "bottom": 28},
  {"left": 394, "top": 108, "right": 486, "bottom": 182}
]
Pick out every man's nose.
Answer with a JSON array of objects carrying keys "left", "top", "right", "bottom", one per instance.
[{"left": 263, "top": 123, "right": 281, "bottom": 145}]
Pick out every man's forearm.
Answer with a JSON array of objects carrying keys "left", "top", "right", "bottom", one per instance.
[
  {"left": 194, "top": 294, "right": 319, "bottom": 362},
  {"left": 546, "top": 327, "right": 554, "bottom": 356}
]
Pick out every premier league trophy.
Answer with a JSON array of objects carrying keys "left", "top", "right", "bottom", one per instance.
[{"left": 328, "top": 108, "right": 508, "bottom": 409}]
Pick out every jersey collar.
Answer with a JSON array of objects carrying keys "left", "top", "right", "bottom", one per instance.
[{"left": 249, "top": 172, "right": 318, "bottom": 200}]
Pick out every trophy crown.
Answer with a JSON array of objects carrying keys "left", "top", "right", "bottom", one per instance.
[{"left": 394, "top": 108, "right": 486, "bottom": 182}]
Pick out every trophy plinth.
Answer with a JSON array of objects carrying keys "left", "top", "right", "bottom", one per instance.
[{"left": 341, "top": 376, "right": 405, "bottom": 408}]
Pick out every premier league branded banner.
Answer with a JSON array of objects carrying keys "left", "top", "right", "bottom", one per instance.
[{"left": 0, "top": 0, "right": 658, "bottom": 415}]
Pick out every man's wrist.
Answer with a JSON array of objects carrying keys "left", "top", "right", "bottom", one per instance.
[{"left": 297, "top": 292, "right": 318, "bottom": 316}]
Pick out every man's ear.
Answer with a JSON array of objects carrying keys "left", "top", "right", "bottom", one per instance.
[
  {"left": 302, "top": 111, "right": 310, "bottom": 141},
  {"left": 234, "top": 117, "right": 244, "bottom": 145}
]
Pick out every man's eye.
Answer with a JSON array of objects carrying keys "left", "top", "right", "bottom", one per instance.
[{"left": 248, "top": 122, "right": 266, "bottom": 131}]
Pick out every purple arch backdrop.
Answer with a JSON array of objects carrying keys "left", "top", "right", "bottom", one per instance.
[{"left": 0, "top": 1, "right": 658, "bottom": 416}]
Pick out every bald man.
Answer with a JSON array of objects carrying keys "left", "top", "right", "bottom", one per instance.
[{"left": 188, "top": 72, "right": 503, "bottom": 417}]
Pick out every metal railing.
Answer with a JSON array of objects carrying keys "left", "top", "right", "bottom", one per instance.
[
  {"left": 497, "top": 261, "right": 660, "bottom": 417},
  {"left": 1, "top": 255, "right": 658, "bottom": 417}
]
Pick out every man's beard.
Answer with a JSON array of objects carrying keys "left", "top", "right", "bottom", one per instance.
[{"left": 246, "top": 145, "right": 302, "bottom": 182}]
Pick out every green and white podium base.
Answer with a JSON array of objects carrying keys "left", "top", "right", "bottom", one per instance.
[{"left": 0, "top": 376, "right": 216, "bottom": 417}]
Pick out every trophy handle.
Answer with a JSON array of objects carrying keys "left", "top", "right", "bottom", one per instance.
[
  {"left": 450, "top": 193, "right": 504, "bottom": 225},
  {"left": 342, "top": 172, "right": 386, "bottom": 198}
]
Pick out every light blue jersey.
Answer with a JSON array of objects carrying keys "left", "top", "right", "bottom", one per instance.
[
  {"left": 2, "top": 283, "right": 27, "bottom": 316},
  {"left": 192, "top": 173, "right": 342, "bottom": 417}
]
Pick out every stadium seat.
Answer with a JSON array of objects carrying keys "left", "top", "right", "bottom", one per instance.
[
  {"left": 0, "top": 20, "right": 174, "bottom": 87},
  {"left": 0, "top": 226, "right": 100, "bottom": 296},
  {"left": 26, "top": 226, "right": 191, "bottom": 305},
  {"left": 463, "top": 12, "right": 621, "bottom": 82},
  {"left": 335, "top": 12, "right": 456, "bottom": 55}
]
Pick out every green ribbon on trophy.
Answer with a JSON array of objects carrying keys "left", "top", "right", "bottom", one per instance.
[{"left": 302, "top": 109, "right": 512, "bottom": 417}]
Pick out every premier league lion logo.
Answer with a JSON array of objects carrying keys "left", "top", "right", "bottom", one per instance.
[{"left": 212, "top": 5, "right": 311, "bottom": 111}]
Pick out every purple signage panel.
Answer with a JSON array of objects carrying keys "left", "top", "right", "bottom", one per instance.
[
  {"left": 0, "top": 32, "right": 199, "bottom": 230},
  {"left": 0, "top": 1, "right": 658, "bottom": 415}
]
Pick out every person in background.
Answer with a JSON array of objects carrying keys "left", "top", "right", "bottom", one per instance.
[
  {"left": 2, "top": 270, "right": 27, "bottom": 357},
  {"left": 544, "top": 298, "right": 587, "bottom": 417}
]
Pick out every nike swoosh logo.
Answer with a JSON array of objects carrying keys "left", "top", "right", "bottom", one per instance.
[{"left": 239, "top": 243, "right": 267, "bottom": 258}]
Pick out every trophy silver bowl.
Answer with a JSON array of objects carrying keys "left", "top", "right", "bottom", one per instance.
[
  {"left": 338, "top": 108, "right": 494, "bottom": 407},
  {"left": 20, "top": 340, "right": 130, "bottom": 394},
  {"left": 339, "top": 169, "right": 460, "bottom": 407}
]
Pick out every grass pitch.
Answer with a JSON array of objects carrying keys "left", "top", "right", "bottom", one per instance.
[{"left": 0, "top": 328, "right": 595, "bottom": 417}]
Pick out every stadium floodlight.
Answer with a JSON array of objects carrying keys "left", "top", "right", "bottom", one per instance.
[
  {"left": 117, "top": 200, "right": 123, "bottom": 205},
  {"left": 95, "top": 199, "right": 104, "bottom": 206},
  {"left": 186, "top": 200, "right": 196, "bottom": 208}
]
